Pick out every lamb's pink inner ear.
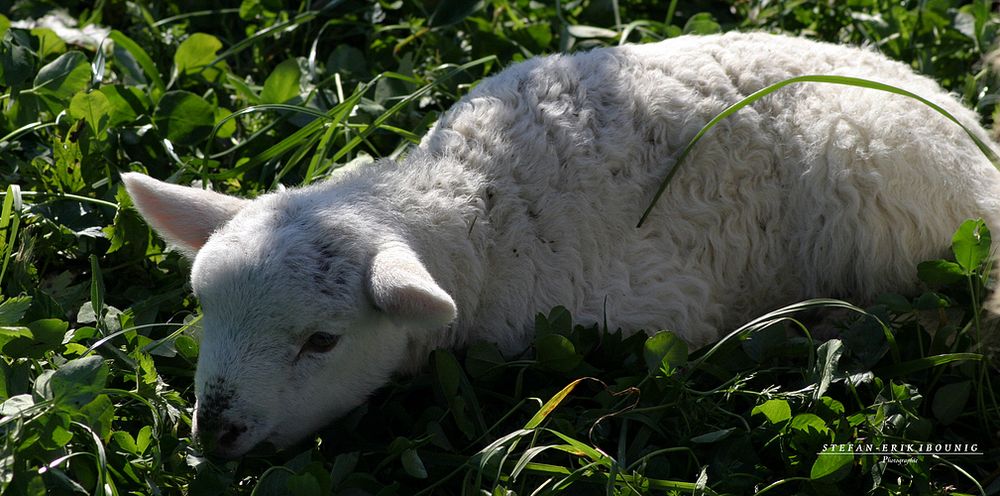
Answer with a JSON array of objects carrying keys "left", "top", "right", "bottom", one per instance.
[
  {"left": 368, "top": 244, "right": 457, "bottom": 327},
  {"left": 121, "top": 172, "right": 247, "bottom": 257}
]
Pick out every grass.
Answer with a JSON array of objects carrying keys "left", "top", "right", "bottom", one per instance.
[{"left": 2, "top": 0, "right": 1000, "bottom": 494}]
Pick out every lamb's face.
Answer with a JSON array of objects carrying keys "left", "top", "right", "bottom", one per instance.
[
  {"left": 120, "top": 172, "right": 458, "bottom": 458},
  {"left": 188, "top": 217, "right": 407, "bottom": 457}
]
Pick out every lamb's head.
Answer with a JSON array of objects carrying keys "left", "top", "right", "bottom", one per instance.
[{"left": 121, "top": 173, "right": 457, "bottom": 458}]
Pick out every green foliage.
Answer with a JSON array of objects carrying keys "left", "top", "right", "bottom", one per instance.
[{"left": 1, "top": 0, "right": 999, "bottom": 494}]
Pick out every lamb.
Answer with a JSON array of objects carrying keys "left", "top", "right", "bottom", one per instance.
[{"left": 122, "top": 31, "right": 1000, "bottom": 458}]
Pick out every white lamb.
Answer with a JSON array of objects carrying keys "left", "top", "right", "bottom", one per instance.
[{"left": 123, "top": 31, "right": 1000, "bottom": 458}]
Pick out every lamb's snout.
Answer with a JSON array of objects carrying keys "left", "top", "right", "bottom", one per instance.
[
  {"left": 194, "top": 409, "right": 249, "bottom": 457},
  {"left": 193, "top": 378, "right": 253, "bottom": 457}
]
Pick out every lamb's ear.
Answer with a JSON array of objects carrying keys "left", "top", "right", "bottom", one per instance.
[
  {"left": 368, "top": 244, "right": 457, "bottom": 328},
  {"left": 121, "top": 172, "right": 247, "bottom": 257}
]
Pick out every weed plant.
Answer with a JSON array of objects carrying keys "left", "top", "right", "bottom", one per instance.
[{"left": 1, "top": 1, "right": 1000, "bottom": 494}]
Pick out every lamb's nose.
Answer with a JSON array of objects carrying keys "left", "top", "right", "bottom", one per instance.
[{"left": 195, "top": 411, "right": 248, "bottom": 457}]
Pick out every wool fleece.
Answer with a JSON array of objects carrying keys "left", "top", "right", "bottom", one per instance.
[{"left": 124, "top": 32, "right": 1000, "bottom": 457}]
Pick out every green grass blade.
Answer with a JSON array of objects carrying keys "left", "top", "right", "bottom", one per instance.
[
  {"left": 210, "top": 10, "right": 322, "bottom": 65},
  {"left": 206, "top": 79, "right": 378, "bottom": 180},
  {"left": 72, "top": 421, "right": 110, "bottom": 496},
  {"left": 0, "top": 185, "right": 22, "bottom": 291},
  {"left": 89, "top": 255, "right": 106, "bottom": 335},
  {"left": 109, "top": 30, "right": 166, "bottom": 93},
  {"left": 0, "top": 121, "right": 58, "bottom": 146},
  {"left": 330, "top": 56, "right": 497, "bottom": 163},
  {"left": 688, "top": 298, "right": 897, "bottom": 375},
  {"left": 637, "top": 74, "right": 1000, "bottom": 227},
  {"left": 875, "top": 352, "right": 982, "bottom": 377},
  {"left": 524, "top": 378, "right": 585, "bottom": 429},
  {"left": 509, "top": 445, "right": 557, "bottom": 481},
  {"left": 152, "top": 8, "right": 240, "bottom": 27}
]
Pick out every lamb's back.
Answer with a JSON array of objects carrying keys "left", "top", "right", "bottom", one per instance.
[{"left": 412, "top": 32, "right": 1000, "bottom": 348}]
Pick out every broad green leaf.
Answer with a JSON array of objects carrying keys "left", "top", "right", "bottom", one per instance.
[
  {"left": 400, "top": 449, "right": 428, "bottom": 479},
  {"left": 175, "top": 335, "right": 199, "bottom": 359},
  {"left": 1, "top": 37, "right": 35, "bottom": 89},
  {"left": 432, "top": 350, "right": 477, "bottom": 437},
  {"left": 240, "top": 0, "right": 282, "bottom": 19},
  {"left": 536, "top": 306, "right": 572, "bottom": 336},
  {"left": 428, "top": 0, "right": 483, "bottom": 27},
  {"left": 683, "top": 12, "right": 722, "bottom": 34},
  {"left": 153, "top": 91, "right": 215, "bottom": 145},
  {"left": 811, "top": 339, "right": 844, "bottom": 400},
  {"left": 31, "top": 28, "right": 66, "bottom": 60},
  {"left": 213, "top": 107, "right": 236, "bottom": 139},
  {"left": 0, "top": 296, "right": 31, "bottom": 325},
  {"left": 69, "top": 90, "right": 111, "bottom": 135},
  {"left": 535, "top": 333, "right": 582, "bottom": 372},
  {"left": 952, "top": 218, "right": 991, "bottom": 273},
  {"left": 0, "top": 14, "right": 9, "bottom": 38},
  {"left": 50, "top": 355, "right": 108, "bottom": 410},
  {"left": 0, "top": 394, "right": 34, "bottom": 417},
  {"left": 789, "top": 413, "right": 830, "bottom": 436},
  {"left": 79, "top": 394, "right": 115, "bottom": 442},
  {"left": 285, "top": 473, "right": 322, "bottom": 496},
  {"left": 326, "top": 45, "right": 368, "bottom": 80},
  {"left": 932, "top": 380, "right": 972, "bottom": 425},
  {"left": 811, "top": 445, "right": 854, "bottom": 481},
  {"left": 37, "top": 410, "right": 73, "bottom": 449},
  {"left": 136, "top": 425, "right": 152, "bottom": 453},
  {"left": 261, "top": 58, "right": 301, "bottom": 103},
  {"left": 643, "top": 330, "right": 688, "bottom": 374},
  {"left": 24, "top": 475, "right": 45, "bottom": 496},
  {"left": 33, "top": 51, "right": 91, "bottom": 101},
  {"left": 105, "top": 184, "right": 148, "bottom": 257},
  {"left": 917, "top": 259, "right": 966, "bottom": 285},
  {"left": 136, "top": 351, "right": 157, "bottom": 387},
  {"left": 876, "top": 293, "right": 912, "bottom": 314},
  {"left": 330, "top": 452, "right": 360, "bottom": 486},
  {"left": 913, "top": 291, "right": 950, "bottom": 310},
  {"left": 112, "top": 431, "right": 138, "bottom": 454},
  {"left": 0, "top": 326, "right": 31, "bottom": 350},
  {"left": 465, "top": 342, "right": 505, "bottom": 379},
  {"left": 752, "top": 399, "right": 792, "bottom": 424},
  {"left": 175, "top": 33, "right": 223, "bottom": 78},
  {"left": 3, "top": 319, "right": 68, "bottom": 358},
  {"left": 99, "top": 85, "right": 147, "bottom": 126},
  {"left": 433, "top": 349, "right": 462, "bottom": 398}
]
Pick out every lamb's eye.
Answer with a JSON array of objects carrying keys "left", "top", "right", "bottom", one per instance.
[{"left": 304, "top": 332, "right": 339, "bottom": 353}]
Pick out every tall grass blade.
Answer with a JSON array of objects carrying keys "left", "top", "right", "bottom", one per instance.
[
  {"left": 688, "top": 298, "right": 897, "bottom": 375},
  {"left": 89, "top": 255, "right": 106, "bottom": 334},
  {"left": 0, "top": 121, "right": 58, "bottom": 146},
  {"left": 0, "top": 185, "right": 22, "bottom": 291},
  {"left": 637, "top": 74, "right": 1000, "bottom": 227},
  {"left": 108, "top": 30, "right": 165, "bottom": 93},
  {"left": 524, "top": 378, "right": 585, "bottom": 429},
  {"left": 875, "top": 352, "right": 982, "bottom": 377},
  {"left": 329, "top": 56, "right": 498, "bottom": 163},
  {"left": 204, "top": 79, "right": 378, "bottom": 180}
]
